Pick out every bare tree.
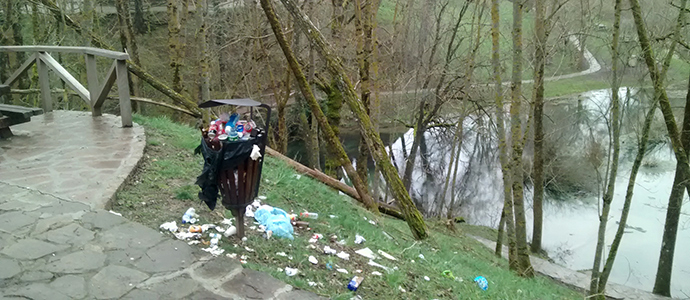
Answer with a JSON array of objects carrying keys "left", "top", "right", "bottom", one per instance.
[{"left": 168, "top": 0, "right": 184, "bottom": 93}]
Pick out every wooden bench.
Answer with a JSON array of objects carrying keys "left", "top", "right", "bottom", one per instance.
[{"left": 0, "top": 85, "right": 44, "bottom": 138}]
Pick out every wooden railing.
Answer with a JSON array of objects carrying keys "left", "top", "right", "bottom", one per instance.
[{"left": 0, "top": 46, "right": 133, "bottom": 127}]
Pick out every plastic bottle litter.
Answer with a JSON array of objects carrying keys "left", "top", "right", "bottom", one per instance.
[
  {"left": 224, "top": 226, "right": 237, "bottom": 237},
  {"left": 474, "top": 276, "right": 488, "bottom": 291},
  {"left": 285, "top": 267, "right": 298, "bottom": 277},
  {"left": 300, "top": 212, "right": 319, "bottom": 219},
  {"left": 354, "top": 234, "right": 366, "bottom": 244},
  {"left": 347, "top": 276, "right": 364, "bottom": 291},
  {"left": 182, "top": 208, "right": 198, "bottom": 224}
]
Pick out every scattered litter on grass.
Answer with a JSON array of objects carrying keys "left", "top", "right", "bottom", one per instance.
[
  {"left": 174, "top": 231, "right": 200, "bottom": 240},
  {"left": 245, "top": 206, "right": 255, "bottom": 218},
  {"left": 258, "top": 195, "right": 267, "bottom": 200},
  {"left": 159, "top": 221, "right": 178, "bottom": 232},
  {"left": 244, "top": 246, "right": 255, "bottom": 252},
  {"left": 307, "top": 244, "right": 317, "bottom": 250},
  {"left": 354, "top": 234, "right": 366, "bottom": 244},
  {"left": 329, "top": 215, "right": 337, "bottom": 218},
  {"left": 424, "top": 276, "right": 430, "bottom": 281},
  {"left": 336, "top": 268, "right": 349, "bottom": 274},
  {"left": 308, "top": 233, "right": 323, "bottom": 243},
  {"left": 337, "top": 239, "right": 346, "bottom": 245},
  {"left": 108, "top": 210, "right": 123, "bottom": 216},
  {"left": 249, "top": 226, "right": 257, "bottom": 230},
  {"left": 308, "top": 281, "right": 317, "bottom": 287},
  {"left": 201, "top": 224, "right": 216, "bottom": 232},
  {"left": 241, "top": 255, "right": 248, "bottom": 260},
  {"left": 251, "top": 200, "right": 262, "bottom": 208},
  {"left": 324, "top": 246, "right": 337, "bottom": 255},
  {"left": 347, "top": 276, "right": 364, "bottom": 291},
  {"left": 288, "top": 256, "right": 293, "bottom": 260},
  {"left": 308, "top": 256, "right": 318, "bottom": 264},
  {"left": 221, "top": 218, "right": 233, "bottom": 226},
  {"left": 350, "top": 296, "right": 363, "bottom": 300},
  {"left": 474, "top": 276, "right": 488, "bottom": 291},
  {"left": 264, "top": 230, "right": 273, "bottom": 239},
  {"left": 371, "top": 271, "right": 382, "bottom": 276},
  {"left": 367, "top": 260, "right": 392, "bottom": 272},
  {"left": 254, "top": 205, "right": 294, "bottom": 239},
  {"left": 188, "top": 241, "right": 200, "bottom": 245},
  {"left": 181, "top": 208, "right": 198, "bottom": 224},
  {"left": 276, "top": 252, "right": 288, "bottom": 257},
  {"left": 368, "top": 220, "right": 376, "bottom": 226},
  {"left": 377, "top": 250, "right": 397, "bottom": 261},
  {"left": 337, "top": 251, "right": 350, "bottom": 260},
  {"left": 285, "top": 267, "right": 298, "bottom": 276},
  {"left": 201, "top": 245, "right": 225, "bottom": 256},
  {"left": 189, "top": 225, "right": 203, "bottom": 233},
  {"left": 292, "top": 174, "right": 302, "bottom": 180},
  {"left": 355, "top": 269, "right": 362, "bottom": 273},
  {"left": 242, "top": 237, "right": 247, "bottom": 242},
  {"left": 398, "top": 286, "right": 406, "bottom": 293},
  {"left": 224, "top": 226, "right": 237, "bottom": 237},
  {"left": 411, "top": 260, "right": 415, "bottom": 263},
  {"left": 355, "top": 248, "right": 377, "bottom": 260},
  {"left": 442, "top": 270, "right": 455, "bottom": 280},
  {"left": 418, "top": 254, "right": 426, "bottom": 260}
]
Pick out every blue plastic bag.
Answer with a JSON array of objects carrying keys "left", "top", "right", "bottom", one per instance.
[
  {"left": 474, "top": 276, "right": 488, "bottom": 291},
  {"left": 254, "top": 205, "right": 294, "bottom": 240}
]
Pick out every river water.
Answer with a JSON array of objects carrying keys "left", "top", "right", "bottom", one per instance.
[{"left": 383, "top": 88, "right": 690, "bottom": 297}]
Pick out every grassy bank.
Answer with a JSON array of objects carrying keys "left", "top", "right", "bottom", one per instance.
[{"left": 114, "top": 115, "right": 583, "bottom": 299}]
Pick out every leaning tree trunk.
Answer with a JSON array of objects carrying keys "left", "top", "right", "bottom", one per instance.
[
  {"left": 588, "top": 0, "right": 623, "bottom": 296},
  {"left": 259, "top": 0, "right": 378, "bottom": 214},
  {"left": 276, "top": 0, "right": 429, "bottom": 239},
  {"left": 354, "top": 0, "right": 372, "bottom": 190},
  {"left": 654, "top": 72, "right": 690, "bottom": 296},
  {"left": 510, "top": 0, "right": 534, "bottom": 277}
]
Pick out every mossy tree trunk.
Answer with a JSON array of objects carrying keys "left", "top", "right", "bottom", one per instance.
[
  {"left": 276, "top": 0, "right": 429, "bottom": 239},
  {"left": 510, "top": 0, "right": 534, "bottom": 277},
  {"left": 168, "top": 0, "right": 183, "bottom": 93},
  {"left": 198, "top": 0, "right": 210, "bottom": 104},
  {"left": 259, "top": 0, "right": 378, "bottom": 213},
  {"left": 530, "top": 0, "right": 546, "bottom": 255}
]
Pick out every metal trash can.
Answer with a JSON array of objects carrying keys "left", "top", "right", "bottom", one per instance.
[{"left": 195, "top": 99, "right": 271, "bottom": 238}]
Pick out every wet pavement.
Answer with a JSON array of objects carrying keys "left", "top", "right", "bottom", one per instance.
[{"left": 0, "top": 111, "right": 323, "bottom": 299}]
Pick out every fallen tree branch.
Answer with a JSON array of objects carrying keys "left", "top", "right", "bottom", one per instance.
[{"left": 265, "top": 147, "right": 404, "bottom": 220}]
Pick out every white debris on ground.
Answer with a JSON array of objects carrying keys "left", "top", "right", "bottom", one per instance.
[
  {"left": 285, "top": 267, "right": 298, "bottom": 276},
  {"left": 159, "top": 221, "right": 178, "bottom": 232},
  {"left": 354, "top": 234, "right": 366, "bottom": 244},
  {"left": 323, "top": 246, "right": 337, "bottom": 255},
  {"left": 355, "top": 248, "right": 377, "bottom": 260},
  {"left": 368, "top": 260, "right": 392, "bottom": 272},
  {"left": 371, "top": 271, "right": 383, "bottom": 276},
  {"left": 308, "top": 256, "right": 318, "bottom": 264},
  {"left": 108, "top": 210, "right": 123, "bottom": 216},
  {"left": 337, "top": 251, "right": 350, "bottom": 260},
  {"left": 378, "top": 250, "right": 397, "bottom": 261},
  {"left": 336, "top": 268, "right": 349, "bottom": 274},
  {"left": 201, "top": 245, "right": 225, "bottom": 256}
]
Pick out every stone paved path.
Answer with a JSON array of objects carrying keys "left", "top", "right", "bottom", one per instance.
[{"left": 0, "top": 111, "right": 324, "bottom": 300}]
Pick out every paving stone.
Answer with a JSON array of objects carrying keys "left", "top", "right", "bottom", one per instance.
[
  {"left": 221, "top": 269, "right": 289, "bottom": 299},
  {"left": 120, "top": 289, "right": 162, "bottom": 300},
  {"left": 20, "top": 270, "right": 55, "bottom": 282},
  {"left": 0, "top": 232, "right": 13, "bottom": 251},
  {"left": 105, "top": 248, "right": 146, "bottom": 267},
  {"left": 133, "top": 239, "right": 194, "bottom": 273},
  {"left": 89, "top": 265, "right": 150, "bottom": 299},
  {"left": 139, "top": 275, "right": 200, "bottom": 299},
  {"left": 46, "top": 250, "right": 106, "bottom": 274},
  {"left": 35, "top": 201, "right": 90, "bottom": 217},
  {"left": 0, "top": 200, "right": 42, "bottom": 212},
  {"left": 50, "top": 275, "right": 87, "bottom": 299},
  {"left": 32, "top": 214, "right": 75, "bottom": 236},
  {"left": 194, "top": 258, "right": 242, "bottom": 280},
  {"left": 98, "top": 222, "right": 164, "bottom": 250},
  {"left": 3, "top": 283, "right": 71, "bottom": 300},
  {"left": 81, "top": 210, "right": 126, "bottom": 230},
  {"left": 1, "top": 238, "right": 70, "bottom": 260},
  {"left": 276, "top": 290, "right": 326, "bottom": 300},
  {"left": 186, "top": 289, "right": 228, "bottom": 300},
  {"left": 0, "top": 211, "right": 39, "bottom": 233},
  {"left": 38, "top": 223, "right": 95, "bottom": 246},
  {"left": 0, "top": 257, "right": 21, "bottom": 279}
]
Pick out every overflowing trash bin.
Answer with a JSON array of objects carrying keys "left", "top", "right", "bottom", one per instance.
[{"left": 195, "top": 99, "right": 271, "bottom": 238}]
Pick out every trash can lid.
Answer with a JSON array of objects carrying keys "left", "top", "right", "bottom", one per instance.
[{"left": 199, "top": 98, "right": 263, "bottom": 108}]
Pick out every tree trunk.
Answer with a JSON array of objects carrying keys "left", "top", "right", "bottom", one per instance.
[
  {"left": 322, "top": 80, "right": 344, "bottom": 178},
  {"left": 530, "top": 0, "right": 546, "bottom": 255},
  {"left": 134, "top": 0, "right": 147, "bottom": 34},
  {"left": 445, "top": 122, "right": 464, "bottom": 218},
  {"left": 259, "top": 0, "right": 378, "bottom": 214},
  {"left": 653, "top": 56, "right": 690, "bottom": 299},
  {"left": 276, "top": 0, "right": 429, "bottom": 239},
  {"left": 588, "top": 0, "right": 622, "bottom": 296},
  {"left": 510, "top": 0, "right": 534, "bottom": 277},
  {"left": 168, "top": 0, "right": 183, "bottom": 93},
  {"left": 198, "top": 0, "right": 210, "bottom": 103},
  {"left": 492, "top": 0, "right": 516, "bottom": 264},
  {"left": 354, "top": 0, "right": 373, "bottom": 191},
  {"left": 439, "top": 120, "right": 461, "bottom": 217}
]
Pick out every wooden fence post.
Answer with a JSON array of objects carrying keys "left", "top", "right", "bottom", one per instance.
[
  {"left": 36, "top": 53, "right": 52, "bottom": 113},
  {"left": 115, "top": 59, "right": 132, "bottom": 127}
]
